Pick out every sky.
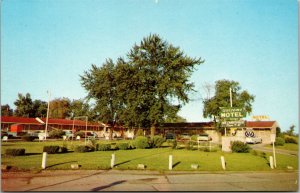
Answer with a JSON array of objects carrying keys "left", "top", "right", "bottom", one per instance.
[{"left": 1, "top": 0, "right": 298, "bottom": 132}]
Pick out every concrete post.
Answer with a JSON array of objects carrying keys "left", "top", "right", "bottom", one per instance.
[
  {"left": 169, "top": 155, "right": 173, "bottom": 170},
  {"left": 111, "top": 153, "right": 115, "bottom": 168},
  {"left": 269, "top": 156, "right": 274, "bottom": 169},
  {"left": 42, "top": 152, "right": 47, "bottom": 169},
  {"left": 220, "top": 156, "right": 226, "bottom": 170}
]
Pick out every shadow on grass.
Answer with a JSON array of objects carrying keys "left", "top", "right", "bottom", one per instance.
[
  {"left": 113, "top": 149, "right": 172, "bottom": 167},
  {"left": 25, "top": 153, "right": 42, "bottom": 156},
  {"left": 90, "top": 180, "right": 126, "bottom": 191},
  {"left": 46, "top": 161, "right": 77, "bottom": 168},
  {"left": 173, "top": 161, "right": 181, "bottom": 168}
]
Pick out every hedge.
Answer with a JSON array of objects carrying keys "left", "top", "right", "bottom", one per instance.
[
  {"left": 97, "top": 144, "right": 111, "bottom": 151},
  {"left": 21, "top": 135, "right": 36, "bottom": 142},
  {"left": 116, "top": 143, "right": 129, "bottom": 150},
  {"left": 43, "top": 146, "right": 60, "bottom": 154},
  {"left": 5, "top": 148, "right": 25, "bottom": 156},
  {"left": 284, "top": 137, "right": 298, "bottom": 144},
  {"left": 74, "top": 145, "right": 93, "bottom": 153}
]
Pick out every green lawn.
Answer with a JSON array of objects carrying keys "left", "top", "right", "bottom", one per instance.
[{"left": 1, "top": 140, "right": 298, "bottom": 171}]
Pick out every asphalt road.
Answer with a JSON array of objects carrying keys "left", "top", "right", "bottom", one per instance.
[{"left": 1, "top": 170, "right": 298, "bottom": 191}]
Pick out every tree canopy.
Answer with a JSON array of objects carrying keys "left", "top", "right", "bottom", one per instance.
[
  {"left": 81, "top": 34, "right": 204, "bottom": 129},
  {"left": 1, "top": 104, "right": 13, "bottom": 116},
  {"left": 202, "top": 79, "right": 255, "bottom": 123}
]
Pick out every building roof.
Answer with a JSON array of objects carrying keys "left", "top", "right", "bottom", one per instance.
[
  {"left": 0, "top": 116, "right": 100, "bottom": 127},
  {"left": 245, "top": 121, "right": 277, "bottom": 128}
]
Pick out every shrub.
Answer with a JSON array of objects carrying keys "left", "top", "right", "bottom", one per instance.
[
  {"left": 231, "top": 141, "right": 250, "bottom": 153},
  {"left": 5, "top": 148, "right": 25, "bottom": 156},
  {"left": 97, "top": 143, "right": 111, "bottom": 151},
  {"left": 275, "top": 137, "right": 285, "bottom": 146},
  {"left": 284, "top": 137, "right": 298, "bottom": 144},
  {"left": 21, "top": 135, "right": 35, "bottom": 142},
  {"left": 150, "top": 135, "right": 165, "bottom": 148},
  {"left": 134, "top": 136, "right": 150, "bottom": 149},
  {"left": 185, "top": 141, "right": 197, "bottom": 150},
  {"left": 74, "top": 145, "right": 92, "bottom": 153},
  {"left": 87, "top": 139, "right": 98, "bottom": 149},
  {"left": 167, "top": 139, "right": 177, "bottom": 149},
  {"left": 75, "top": 131, "right": 85, "bottom": 138},
  {"left": 43, "top": 146, "right": 60, "bottom": 154},
  {"left": 116, "top": 143, "right": 129, "bottom": 150},
  {"left": 49, "top": 129, "right": 65, "bottom": 139},
  {"left": 191, "top": 135, "right": 198, "bottom": 141}
]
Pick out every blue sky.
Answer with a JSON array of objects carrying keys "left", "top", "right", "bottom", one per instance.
[{"left": 1, "top": 0, "right": 298, "bottom": 131}]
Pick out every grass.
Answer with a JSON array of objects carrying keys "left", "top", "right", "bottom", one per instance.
[
  {"left": 264, "top": 143, "right": 299, "bottom": 151},
  {"left": 1, "top": 140, "right": 298, "bottom": 171}
]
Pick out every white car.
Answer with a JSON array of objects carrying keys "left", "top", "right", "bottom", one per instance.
[{"left": 245, "top": 137, "right": 262, "bottom": 144}]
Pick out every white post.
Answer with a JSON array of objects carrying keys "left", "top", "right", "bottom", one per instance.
[
  {"left": 272, "top": 141, "right": 276, "bottom": 168},
  {"left": 221, "top": 156, "right": 226, "bottom": 170},
  {"left": 111, "top": 153, "right": 115, "bottom": 168},
  {"left": 169, "top": 155, "right": 173, "bottom": 170},
  {"left": 45, "top": 91, "right": 51, "bottom": 141},
  {"left": 269, "top": 156, "right": 274, "bottom": 169},
  {"left": 42, "top": 152, "right": 47, "bottom": 169}
]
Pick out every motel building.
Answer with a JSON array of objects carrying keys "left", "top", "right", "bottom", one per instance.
[{"left": 0, "top": 116, "right": 278, "bottom": 144}]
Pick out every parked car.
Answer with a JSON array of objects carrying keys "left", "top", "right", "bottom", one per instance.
[
  {"left": 197, "top": 133, "right": 212, "bottom": 141},
  {"left": 165, "top": 133, "right": 176, "bottom": 140},
  {"left": 245, "top": 137, "right": 262, "bottom": 144},
  {"left": 179, "top": 133, "right": 191, "bottom": 140}
]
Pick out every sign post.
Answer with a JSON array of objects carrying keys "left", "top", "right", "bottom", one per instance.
[{"left": 270, "top": 134, "right": 276, "bottom": 168}]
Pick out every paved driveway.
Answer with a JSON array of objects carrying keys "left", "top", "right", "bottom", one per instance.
[
  {"left": 251, "top": 144, "right": 298, "bottom": 156},
  {"left": 2, "top": 170, "right": 298, "bottom": 191}
]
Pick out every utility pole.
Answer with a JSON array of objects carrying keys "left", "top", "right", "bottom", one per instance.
[{"left": 45, "top": 90, "right": 51, "bottom": 141}]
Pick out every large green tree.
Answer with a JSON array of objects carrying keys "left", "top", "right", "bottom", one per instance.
[
  {"left": 81, "top": 34, "right": 204, "bottom": 135},
  {"left": 1, "top": 104, "right": 13, "bottom": 116},
  {"left": 202, "top": 79, "right": 255, "bottom": 127},
  {"left": 49, "top": 98, "right": 71, "bottom": 119},
  {"left": 32, "top": 100, "right": 47, "bottom": 118},
  {"left": 14, "top": 93, "right": 34, "bottom": 117}
]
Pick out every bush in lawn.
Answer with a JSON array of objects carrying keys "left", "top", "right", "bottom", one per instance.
[
  {"left": 97, "top": 143, "right": 111, "bottom": 151},
  {"left": 87, "top": 139, "right": 98, "bottom": 150},
  {"left": 134, "top": 136, "right": 150, "bottom": 149},
  {"left": 284, "top": 136, "right": 298, "bottom": 144},
  {"left": 74, "top": 145, "right": 93, "bottom": 153},
  {"left": 150, "top": 135, "right": 165, "bottom": 148},
  {"left": 231, "top": 141, "right": 250, "bottom": 153},
  {"left": 185, "top": 141, "right": 197, "bottom": 150},
  {"left": 21, "top": 135, "right": 36, "bottom": 142},
  {"left": 49, "top": 129, "right": 65, "bottom": 139},
  {"left": 5, "top": 148, "right": 25, "bottom": 156},
  {"left": 274, "top": 137, "right": 285, "bottom": 146},
  {"left": 116, "top": 143, "right": 129, "bottom": 150},
  {"left": 191, "top": 135, "right": 198, "bottom": 141},
  {"left": 60, "top": 143, "right": 68, "bottom": 153},
  {"left": 43, "top": 146, "right": 60, "bottom": 154},
  {"left": 166, "top": 139, "right": 177, "bottom": 149},
  {"left": 75, "top": 131, "right": 85, "bottom": 138}
]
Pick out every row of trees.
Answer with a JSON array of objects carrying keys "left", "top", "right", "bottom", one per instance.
[{"left": 1, "top": 93, "right": 95, "bottom": 120}]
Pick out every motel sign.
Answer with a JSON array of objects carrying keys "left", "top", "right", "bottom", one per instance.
[{"left": 220, "top": 107, "right": 246, "bottom": 127}]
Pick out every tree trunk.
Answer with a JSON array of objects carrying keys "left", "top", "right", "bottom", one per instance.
[{"left": 150, "top": 125, "right": 156, "bottom": 137}]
